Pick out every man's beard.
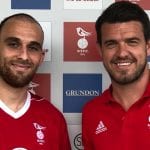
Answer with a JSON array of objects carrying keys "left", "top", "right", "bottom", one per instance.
[
  {"left": 0, "top": 58, "right": 38, "bottom": 88},
  {"left": 104, "top": 57, "right": 147, "bottom": 85}
]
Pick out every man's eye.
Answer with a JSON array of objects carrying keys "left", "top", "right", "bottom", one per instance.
[
  {"left": 7, "top": 42, "right": 19, "bottom": 48},
  {"left": 28, "top": 46, "right": 41, "bottom": 52},
  {"left": 127, "top": 40, "right": 139, "bottom": 46},
  {"left": 105, "top": 42, "right": 117, "bottom": 49},
  {"left": 29, "top": 46, "right": 38, "bottom": 51}
]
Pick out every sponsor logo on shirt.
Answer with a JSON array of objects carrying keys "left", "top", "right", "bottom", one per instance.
[{"left": 95, "top": 121, "right": 107, "bottom": 134}]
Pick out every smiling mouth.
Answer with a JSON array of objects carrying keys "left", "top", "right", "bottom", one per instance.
[
  {"left": 116, "top": 62, "right": 132, "bottom": 66},
  {"left": 12, "top": 63, "right": 31, "bottom": 72},
  {"left": 112, "top": 60, "right": 135, "bottom": 71}
]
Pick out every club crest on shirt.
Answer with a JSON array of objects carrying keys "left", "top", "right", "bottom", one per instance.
[
  {"left": 147, "top": 115, "right": 150, "bottom": 129},
  {"left": 33, "top": 122, "right": 46, "bottom": 145},
  {"left": 12, "top": 148, "right": 27, "bottom": 150}
]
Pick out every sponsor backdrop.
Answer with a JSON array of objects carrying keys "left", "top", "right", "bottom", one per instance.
[{"left": 1, "top": 0, "right": 149, "bottom": 149}]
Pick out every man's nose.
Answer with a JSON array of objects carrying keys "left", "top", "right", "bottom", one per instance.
[
  {"left": 17, "top": 47, "right": 29, "bottom": 60},
  {"left": 117, "top": 42, "right": 129, "bottom": 57}
]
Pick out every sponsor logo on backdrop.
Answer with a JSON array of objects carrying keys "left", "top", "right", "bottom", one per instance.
[
  {"left": 74, "top": 133, "right": 84, "bottom": 150},
  {"left": 63, "top": 74, "right": 102, "bottom": 113},
  {"left": 64, "top": 22, "right": 101, "bottom": 61},
  {"left": 28, "top": 74, "right": 50, "bottom": 100},
  {"left": 66, "top": 0, "right": 99, "bottom": 2},
  {"left": 115, "top": 0, "right": 150, "bottom": 10},
  {"left": 64, "top": 0, "right": 102, "bottom": 9},
  {"left": 65, "top": 90, "right": 99, "bottom": 96},
  {"left": 76, "top": 27, "right": 91, "bottom": 56},
  {"left": 11, "top": 0, "right": 51, "bottom": 9}
]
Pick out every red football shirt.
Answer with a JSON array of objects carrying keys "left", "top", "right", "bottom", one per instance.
[
  {"left": 0, "top": 92, "right": 71, "bottom": 150},
  {"left": 82, "top": 83, "right": 150, "bottom": 150}
]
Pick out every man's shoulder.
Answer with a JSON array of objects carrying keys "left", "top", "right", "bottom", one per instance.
[
  {"left": 82, "top": 88, "right": 110, "bottom": 113},
  {"left": 30, "top": 93, "right": 64, "bottom": 119}
]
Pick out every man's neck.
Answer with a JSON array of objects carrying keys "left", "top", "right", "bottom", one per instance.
[{"left": 0, "top": 78, "right": 28, "bottom": 112}]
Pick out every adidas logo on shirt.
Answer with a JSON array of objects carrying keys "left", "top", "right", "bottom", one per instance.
[{"left": 95, "top": 121, "right": 107, "bottom": 134}]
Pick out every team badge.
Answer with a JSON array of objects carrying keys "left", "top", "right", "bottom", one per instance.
[{"left": 33, "top": 122, "right": 46, "bottom": 145}]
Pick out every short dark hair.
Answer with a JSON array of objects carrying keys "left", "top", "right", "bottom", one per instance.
[
  {"left": 95, "top": 1, "right": 150, "bottom": 46},
  {"left": 0, "top": 13, "right": 43, "bottom": 34}
]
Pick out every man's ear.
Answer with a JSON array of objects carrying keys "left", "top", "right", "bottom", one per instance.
[
  {"left": 96, "top": 43, "right": 102, "bottom": 60},
  {"left": 39, "top": 49, "right": 47, "bottom": 64},
  {"left": 146, "top": 40, "right": 150, "bottom": 56}
]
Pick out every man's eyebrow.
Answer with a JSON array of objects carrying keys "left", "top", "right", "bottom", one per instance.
[
  {"left": 125, "top": 37, "right": 140, "bottom": 41},
  {"left": 103, "top": 39, "right": 117, "bottom": 44},
  {"left": 28, "top": 41, "right": 42, "bottom": 49},
  {"left": 4, "top": 37, "right": 42, "bottom": 48},
  {"left": 4, "top": 37, "right": 20, "bottom": 43},
  {"left": 103, "top": 37, "right": 141, "bottom": 44}
]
